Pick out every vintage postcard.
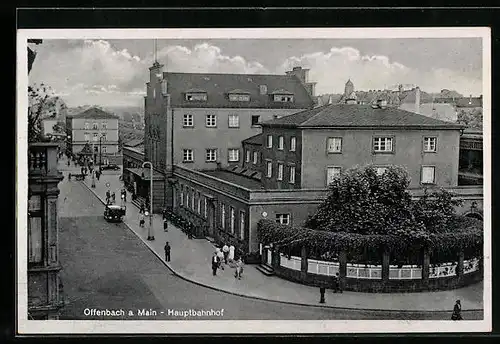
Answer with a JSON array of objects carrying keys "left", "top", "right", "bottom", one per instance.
[{"left": 17, "top": 27, "right": 491, "bottom": 334}]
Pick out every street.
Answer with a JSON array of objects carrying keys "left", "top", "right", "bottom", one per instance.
[{"left": 56, "top": 170, "right": 482, "bottom": 320}]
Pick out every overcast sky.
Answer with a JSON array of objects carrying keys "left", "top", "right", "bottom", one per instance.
[{"left": 28, "top": 38, "right": 483, "bottom": 107}]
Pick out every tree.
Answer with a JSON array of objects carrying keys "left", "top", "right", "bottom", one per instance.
[
  {"left": 28, "top": 83, "right": 57, "bottom": 143},
  {"left": 305, "top": 165, "right": 462, "bottom": 238},
  {"left": 457, "top": 108, "right": 482, "bottom": 130}
]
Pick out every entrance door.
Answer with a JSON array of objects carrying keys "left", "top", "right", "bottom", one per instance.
[{"left": 267, "top": 248, "right": 272, "bottom": 265}]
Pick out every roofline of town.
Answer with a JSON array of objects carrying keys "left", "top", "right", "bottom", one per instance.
[{"left": 260, "top": 124, "right": 464, "bottom": 130}]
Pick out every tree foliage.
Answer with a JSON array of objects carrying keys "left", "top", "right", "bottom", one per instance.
[
  {"left": 457, "top": 108, "right": 482, "bottom": 130},
  {"left": 257, "top": 164, "right": 482, "bottom": 263},
  {"left": 28, "top": 83, "right": 56, "bottom": 143}
]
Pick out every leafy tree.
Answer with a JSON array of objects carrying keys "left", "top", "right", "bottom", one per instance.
[
  {"left": 306, "top": 165, "right": 462, "bottom": 238},
  {"left": 28, "top": 83, "right": 57, "bottom": 143},
  {"left": 457, "top": 108, "right": 482, "bottom": 130}
]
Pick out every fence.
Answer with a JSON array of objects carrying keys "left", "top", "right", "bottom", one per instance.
[
  {"left": 389, "top": 265, "right": 422, "bottom": 280},
  {"left": 279, "top": 254, "right": 302, "bottom": 271},
  {"left": 346, "top": 263, "right": 383, "bottom": 279},
  {"left": 429, "top": 262, "right": 457, "bottom": 278},
  {"left": 307, "top": 259, "right": 340, "bottom": 276}
]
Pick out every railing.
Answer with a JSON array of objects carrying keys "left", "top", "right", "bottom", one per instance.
[
  {"left": 463, "top": 258, "right": 480, "bottom": 274},
  {"left": 429, "top": 262, "right": 457, "bottom": 278},
  {"left": 307, "top": 259, "right": 339, "bottom": 276},
  {"left": 389, "top": 265, "right": 422, "bottom": 280},
  {"left": 279, "top": 254, "right": 301, "bottom": 271},
  {"left": 346, "top": 263, "right": 382, "bottom": 279},
  {"left": 29, "top": 143, "right": 59, "bottom": 176}
]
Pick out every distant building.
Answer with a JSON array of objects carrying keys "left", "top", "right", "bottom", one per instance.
[
  {"left": 65, "top": 107, "right": 121, "bottom": 165},
  {"left": 140, "top": 62, "right": 316, "bottom": 211}
]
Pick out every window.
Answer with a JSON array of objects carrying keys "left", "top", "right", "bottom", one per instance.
[
  {"left": 326, "top": 166, "right": 342, "bottom": 185},
  {"left": 28, "top": 195, "right": 43, "bottom": 264},
  {"left": 186, "top": 191, "right": 190, "bottom": 209},
  {"left": 153, "top": 88, "right": 156, "bottom": 99},
  {"left": 239, "top": 211, "right": 245, "bottom": 239},
  {"left": 228, "top": 149, "right": 239, "bottom": 162},
  {"left": 197, "top": 193, "right": 201, "bottom": 214},
  {"left": 274, "top": 95, "right": 294, "bottom": 102},
  {"left": 253, "top": 152, "right": 258, "bottom": 165},
  {"left": 246, "top": 150, "right": 250, "bottom": 163},
  {"left": 373, "top": 137, "right": 393, "bottom": 153},
  {"left": 278, "top": 136, "right": 284, "bottom": 150},
  {"left": 229, "top": 94, "right": 250, "bottom": 102},
  {"left": 93, "top": 133, "right": 98, "bottom": 141},
  {"left": 84, "top": 133, "right": 90, "bottom": 142},
  {"left": 204, "top": 198, "right": 208, "bottom": 218},
  {"left": 230, "top": 207, "right": 235, "bottom": 234},
  {"left": 267, "top": 135, "right": 273, "bottom": 148},
  {"left": 102, "top": 122, "right": 107, "bottom": 129},
  {"left": 423, "top": 137, "right": 437, "bottom": 152},
  {"left": 206, "top": 114, "right": 217, "bottom": 127},
  {"left": 266, "top": 161, "right": 273, "bottom": 178},
  {"left": 183, "top": 114, "right": 194, "bottom": 127},
  {"left": 180, "top": 187, "right": 184, "bottom": 206},
  {"left": 327, "top": 137, "right": 342, "bottom": 153},
  {"left": 186, "top": 93, "right": 207, "bottom": 101},
  {"left": 289, "top": 166, "right": 296, "bottom": 184},
  {"left": 183, "top": 149, "right": 194, "bottom": 162},
  {"left": 191, "top": 189, "right": 195, "bottom": 209},
  {"left": 92, "top": 122, "right": 98, "bottom": 130},
  {"left": 421, "top": 166, "right": 436, "bottom": 184},
  {"left": 228, "top": 114, "right": 239, "bottom": 128},
  {"left": 84, "top": 122, "right": 89, "bottom": 130},
  {"left": 206, "top": 149, "right": 217, "bottom": 162},
  {"left": 101, "top": 146, "right": 107, "bottom": 153},
  {"left": 101, "top": 133, "right": 107, "bottom": 141},
  {"left": 221, "top": 203, "right": 226, "bottom": 229},
  {"left": 276, "top": 214, "right": 290, "bottom": 225},
  {"left": 290, "top": 137, "right": 296, "bottom": 152},
  {"left": 376, "top": 167, "right": 387, "bottom": 176},
  {"left": 94, "top": 146, "right": 99, "bottom": 153},
  {"left": 277, "top": 163, "right": 284, "bottom": 181},
  {"left": 251, "top": 115, "right": 260, "bottom": 126}
]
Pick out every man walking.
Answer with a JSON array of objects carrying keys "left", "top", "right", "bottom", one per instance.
[
  {"left": 211, "top": 252, "right": 219, "bottom": 276},
  {"left": 222, "top": 243, "right": 229, "bottom": 265},
  {"left": 164, "top": 242, "right": 171, "bottom": 262},
  {"left": 106, "top": 190, "right": 111, "bottom": 204}
]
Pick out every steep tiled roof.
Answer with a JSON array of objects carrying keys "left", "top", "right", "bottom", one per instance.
[
  {"left": 242, "top": 133, "right": 263, "bottom": 145},
  {"left": 261, "top": 104, "right": 464, "bottom": 129},
  {"left": 70, "top": 107, "right": 119, "bottom": 119},
  {"left": 164, "top": 72, "right": 314, "bottom": 109}
]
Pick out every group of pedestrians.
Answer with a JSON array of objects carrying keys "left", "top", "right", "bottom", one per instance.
[
  {"left": 211, "top": 243, "right": 243, "bottom": 279},
  {"left": 105, "top": 189, "right": 116, "bottom": 205}
]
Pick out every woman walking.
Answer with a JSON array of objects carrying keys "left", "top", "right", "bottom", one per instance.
[{"left": 451, "top": 300, "right": 463, "bottom": 320}]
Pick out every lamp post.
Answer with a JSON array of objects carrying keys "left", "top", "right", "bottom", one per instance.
[
  {"left": 99, "top": 135, "right": 103, "bottom": 173},
  {"left": 142, "top": 161, "right": 155, "bottom": 241}
]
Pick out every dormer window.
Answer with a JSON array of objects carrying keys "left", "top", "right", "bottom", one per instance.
[
  {"left": 271, "top": 89, "right": 294, "bottom": 102},
  {"left": 185, "top": 88, "right": 207, "bottom": 101},
  {"left": 228, "top": 89, "right": 251, "bottom": 102}
]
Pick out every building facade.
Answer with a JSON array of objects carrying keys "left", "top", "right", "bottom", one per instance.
[
  {"left": 142, "top": 62, "right": 315, "bottom": 210},
  {"left": 28, "top": 143, "right": 64, "bottom": 319},
  {"left": 65, "top": 107, "right": 121, "bottom": 165},
  {"left": 260, "top": 103, "right": 463, "bottom": 189}
]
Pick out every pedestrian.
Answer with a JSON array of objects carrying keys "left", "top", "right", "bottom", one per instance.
[
  {"left": 106, "top": 190, "right": 111, "bottom": 204},
  {"left": 211, "top": 252, "right": 219, "bottom": 276},
  {"left": 162, "top": 208, "right": 167, "bottom": 220},
  {"left": 319, "top": 286, "right": 326, "bottom": 304},
  {"left": 163, "top": 218, "right": 168, "bottom": 232},
  {"left": 80, "top": 166, "right": 84, "bottom": 175},
  {"left": 234, "top": 257, "right": 244, "bottom": 279},
  {"left": 451, "top": 300, "right": 463, "bottom": 320},
  {"left": 333, "top": 272, "right": 343, "bottom": 293},
  {"left": 216, "top": 247, "right": 224, "bottom": 270},
  {"left": 228, "top": 244, "right": 235, "bottom": 263},
  {"left": 139, "top": 213, "right": 145, "bottom": 227},
  {"left": 222, "top": 243, "right": 229, "bottom": 264},
  {"left": 122, "top": 189, "right": 127, "bottom": 202},
  {"left": 140, "top": 202, "right": 145, "bottom": 214},
  {"left": 164, "top": 241, "right": 171, "bottom": 262},
  {"left": 112, "top": 192, "right": 116, "bottom": 204}
]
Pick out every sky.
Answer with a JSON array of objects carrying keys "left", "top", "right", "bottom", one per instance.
[{"left": 28, "top": 38, "right": 483, "bottom": 107}]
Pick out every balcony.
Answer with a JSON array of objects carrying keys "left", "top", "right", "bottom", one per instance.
[{"left": 28, "top": 143, "right": 60, "bottom": 177}]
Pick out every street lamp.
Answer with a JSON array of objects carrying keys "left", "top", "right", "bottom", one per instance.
[
  {"left": 142, "top": 161, "right": 155, "bottom": 241},
  {"left": 99, "top": 135, "right": 104, "bottom": 173}
]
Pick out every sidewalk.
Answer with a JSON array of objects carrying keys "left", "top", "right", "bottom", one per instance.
[{"left": 76, "top": 166, "right": 483, "bottom": 312}]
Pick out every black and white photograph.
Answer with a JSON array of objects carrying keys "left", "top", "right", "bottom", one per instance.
[{"left": 17, "top": 27, "right": 491, "bottom": 334}]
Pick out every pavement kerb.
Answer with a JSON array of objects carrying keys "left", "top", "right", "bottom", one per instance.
[{"left": 79, "top": 180, "right": 483, "bottom": 314}]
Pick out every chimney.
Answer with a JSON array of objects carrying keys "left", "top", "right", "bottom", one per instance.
[
  {"left": 316, "top": 96, "right": 323, "bottom": 108},
  {"left": 415, "top": 86, "right": 421, "bottom": 114}
]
